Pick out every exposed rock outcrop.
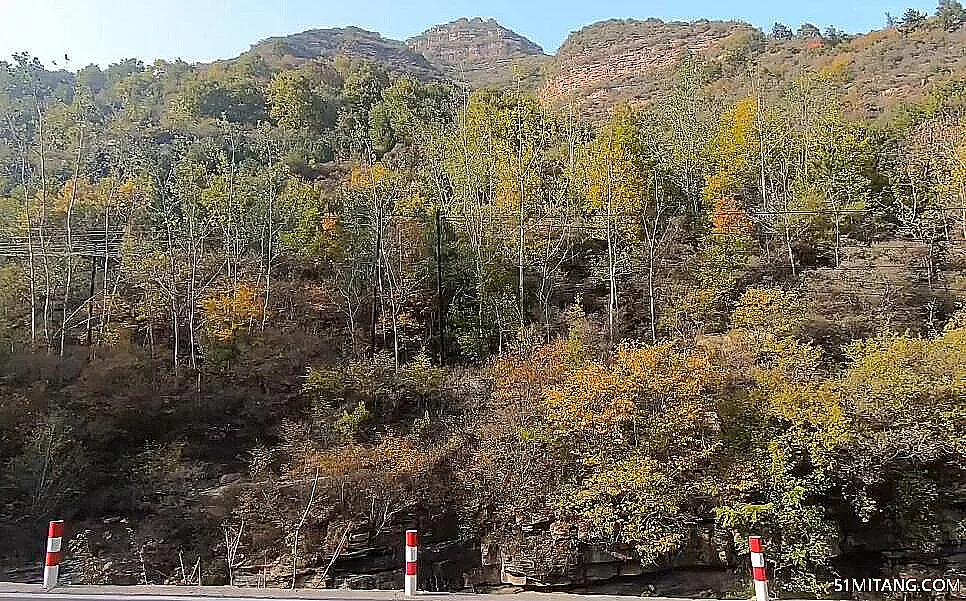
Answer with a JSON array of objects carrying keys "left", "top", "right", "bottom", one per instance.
[
  {"left": 539, "top": 19, "right": 752, "bottom": 112},
  {"left": 407, "top": 18, "right": 550, "bottom": 89},
  {"left": 249, "top": 27, "right": 443, "bottom": 80}
]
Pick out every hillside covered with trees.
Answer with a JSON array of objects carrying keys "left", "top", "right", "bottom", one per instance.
[{"left": 1, "top": 5, "right": 965, "bottom": 598}]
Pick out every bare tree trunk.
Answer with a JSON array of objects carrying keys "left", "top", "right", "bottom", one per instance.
[
  {"left": 316, "top": 522, "right": 353, "bottom": 588},
  {"left": 755, "top": 79, "right": 771, "bottom": 264},
  {"left": 435, "top": 207, "right": 445, "bottom": 363},
  {"left": 9, "top": 115, "right": 37, "bottom": 346},
  {"left": 383, "top": 227, "right": 402, "bottom": 372},
  {"left": 834, "top": 215, "right": 841, "bottom": 267},
  {"left": 31, "top": 420, "right": 55, "bottom": 512},
  {"left": 178, "top": 550, "right": 187, "bottom": 586},
  {"left": 648, "top": 238, "right": 657, "bottom": 344},
  {"left": 60, "top": 128, "right": 85, "bottom": 356},
  {"left": 226, "top": 127, "right": 239, "bottom": 290},
  {"left": 188, "top": 276, "right": 196, "bottom": 371},
  {"left": 537, "top": 197, "right": 571, "bottom": 343},
  {"left": 800, "top": 77, "right": 809, "bottom": 182},
  {"left": 517, "top": 136, "right": 526, "bottom": 326},
  {"left": 94, "top": 192, "right": 115, "bottom": 360},
  {"left": 37, "top": 107, "right": 52, "bottom": 350},
  {"left": 605, "top": 144, "right": 618, "bottom": 345},
  {"left": 165, "top": 213, "right": 180, "bottom": 375},
  {"left": 334, "top": 262, "right": 364, "bottom": 357},
  {"left": 262, "top": 182, "right": 274, "bottom": 332},
  {"left": 188, "top": 209, "right": 198, "bottom": 372},
  {"left": 540, "top": 223, "right": 553, "bottom": 341},
  {"left": 86, "top": 255, "right": 96, "bottom": 348},
  {"left": 958, "top": 179, "right": 966, "bottom": 241},
  {"left": 138, "top": 545, "right": 148, "bottom": 585},
  {"left": 786, "top": 227, "right": 797, "bottom": 277},
  {"left": 222, "top": 521, "right": 244, "bottom": 587},
  {"left": 370, "top": 204, "right": 382, "bottom": 356},
  {"left": 291, "top": 467, "right": 320, "bottom": 590}
]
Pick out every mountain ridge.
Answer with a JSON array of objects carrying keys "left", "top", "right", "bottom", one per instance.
[
  {"left": 247, "top": 25, "right": 445, "bottom": 79},
  {"left": 406, "top": 17, "right": 550, "bottom": 88},
  {"left": 236, "top": 13, "right": 966, "bottom": 119}
]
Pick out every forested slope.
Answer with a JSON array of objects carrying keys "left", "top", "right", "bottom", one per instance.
[
  {"left": 0, "top": 5, "right": 965, "bottom": 597},
  {"left": 541, "top": 10, "right": 966, "bottom": 121}
]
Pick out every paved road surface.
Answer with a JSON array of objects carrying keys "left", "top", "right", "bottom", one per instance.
[{"left": 0, "top": 584, "right": 724, "bottom": 601}]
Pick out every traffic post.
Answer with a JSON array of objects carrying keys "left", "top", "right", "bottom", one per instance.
[
  {"left": 44, "top": 520, "right": 65, "bottom": 589},
  {"left": 749, "top": 535, "right": 768, "bottom": 601},
  {"left": 404, "top": 529, "right": 418, "bottom": 596}
]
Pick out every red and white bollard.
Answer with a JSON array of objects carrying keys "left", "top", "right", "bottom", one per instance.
[
  {"left": 44, "top": 520, "right": 65, "bottom": 589},
  {"left": 749, "top": 535, "right": 768, "bottom": 601},
  {"left": 404, "top": 529, "right": 418, "bottom": 596}
]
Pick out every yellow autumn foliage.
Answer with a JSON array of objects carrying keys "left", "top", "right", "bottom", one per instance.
[
  {"left": 732, "top": 287, "right": 808, "bottom": 338},
  {"left": 843, "top": 326, "right": 966, "bottom": 419},
  {"left": 199, "top": 282, "right": 266, "bottom": 342},
  {"left": 544, "top": 342, "right": 718, "bottom": 436},
  {"left": 347, "top": 162, "right": 391, "bottom": 191},
  {"left": 52, "top": 177, "right": 140, "bottom": 215},
  {"left": 544, "top": 362, "right": 637, "bottom": 434},
  {"left": 708, "top": 96, "right": 757, "bottom": 175},
  {"left": 580, "top": 104, "right": 645, "bottom": 215},
  {"left": 819, "top": 55, "right": 853, "bottom": 82},
  {"left": 488, "top": 340, "right": 580, "bottom": 407}
]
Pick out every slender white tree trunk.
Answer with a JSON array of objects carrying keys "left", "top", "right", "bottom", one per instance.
[
  {"left": 37, "top": 107, "right": 52, "bottom": 350},
  {"left": 606, "top": 144, "right": 618, "bottom": 345},
  {"left": 60, "top": 128, "right": 85, "bottom": 356},
  {"left": 10, "top": 116, "right": 37, "bottom": 346}
]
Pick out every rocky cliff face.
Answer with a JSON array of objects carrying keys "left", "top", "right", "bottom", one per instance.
[
  {"left": 51, "top": 508, "right": 966, "bottom": 597},
  {"left": 539, "top": 19, "right": 753, "bottom": 112},
  {"left": 407, "top": 18, "right": 550, "bottom": 89},
  {"left": 245, "top": 19, "right": 550, "bottom": 89},
  {"left": 250, "top": 27, "right": 444, "bottom": 80}
]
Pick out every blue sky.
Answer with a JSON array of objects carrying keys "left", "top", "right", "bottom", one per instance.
[{"left": 0, "top": 0, "right": 939, "bottom": 69}]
